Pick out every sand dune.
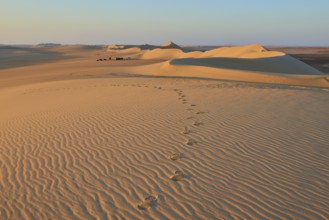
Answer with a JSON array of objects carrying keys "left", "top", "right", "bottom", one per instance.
[
  {"left": 1, "top": 43, "right": 329, "bottom": 219},
  {"left": 1, "top": 77, "right": 329, "bottom": 219},
  {"left": 161, "top": 41, "right": 181, "bottom": 49},
  {"left": 98, "top": 42, "right": 329, "bottom": 88},
  {"left": 142, "top": 48, "right": 184, "bottom": 60},
  {"left": 199, "top": 44, "right": 285, "bottom": 58}
]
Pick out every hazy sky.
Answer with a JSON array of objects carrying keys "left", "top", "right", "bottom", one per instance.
[{"left": 1, "top": 0, "right": 328, "bottom": 45}]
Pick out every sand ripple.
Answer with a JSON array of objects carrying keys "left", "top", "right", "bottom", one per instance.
[{"left": 1, "top": 78, "right": 329, "bottom": 219}]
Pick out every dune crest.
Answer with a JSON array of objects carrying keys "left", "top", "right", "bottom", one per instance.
[
  {"left": 137, "top": 43, "right": 286, "bottom": 60},
  {"left": 162, "top": 41, "right": 181, "bottom": 49},
  {"left": 106, "top": 43, "right": 285, "bottom": 59},
  {"left": 200, "top": 44, "right": 285, "bottom": 58}
]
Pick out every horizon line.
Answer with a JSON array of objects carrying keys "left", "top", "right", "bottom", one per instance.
[{"left": 1, "top": 43, "right": 329, "bottom": 47}]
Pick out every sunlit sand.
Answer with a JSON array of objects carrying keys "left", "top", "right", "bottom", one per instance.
[{"left": 1, "top": 43, "right": 329, "bottom": 219}]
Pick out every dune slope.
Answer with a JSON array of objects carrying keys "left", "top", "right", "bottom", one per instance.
[
  {"left": 1, "top": 77, "right": 329, "bottom": 219},
  {"left": 1, "top": 43, "right": 329, "bottom": 219},
  {"left": 170, "top": 55, "right": 323, "bottom": 75}
]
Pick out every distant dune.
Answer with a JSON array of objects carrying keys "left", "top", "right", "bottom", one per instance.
[
  {"left": 36, "top": 43, "right": 62, "bottom": 47},
  {"left": 104, "top": 42, "right": 328, "bottom": 88},
  {"left": 1, "top": 42, "right": 328, "bottom": 88}
]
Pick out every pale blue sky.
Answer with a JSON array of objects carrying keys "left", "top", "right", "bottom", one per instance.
[{"left": 1, "top": 0, "right": 328, "bottom": 45}]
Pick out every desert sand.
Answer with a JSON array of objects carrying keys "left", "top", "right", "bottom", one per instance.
[{"left": 1, "top": 43, "right": 329, "bottom": 219}]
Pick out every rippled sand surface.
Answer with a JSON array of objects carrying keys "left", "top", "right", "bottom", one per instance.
[{"left": 1, "top": 77, "right": 329, "bottom": 219}]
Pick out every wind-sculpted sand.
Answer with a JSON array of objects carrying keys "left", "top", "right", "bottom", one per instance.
[{"left": 1, "top": 43, "right": 329, "bottom": 219}]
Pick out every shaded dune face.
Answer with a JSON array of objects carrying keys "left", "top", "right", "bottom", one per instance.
[{"left": 170, "top": 55, "right": 323, "bottom": 75}]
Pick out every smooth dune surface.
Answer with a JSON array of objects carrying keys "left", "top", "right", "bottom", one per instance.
[
  {"left": 170, "top": 55, "right": 323, "bottom": 75},
  {"left": 1, "top": 43, "right": 329, "bottom": 219}
]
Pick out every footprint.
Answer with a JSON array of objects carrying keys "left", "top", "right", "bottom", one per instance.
[
  {"left": 182, "top": 126, "right": 191, "bottom": 134},
  {"left": 193, "top": 121, "right": 202, "bottom": 126},
  {"left": 169, "top": 152, "right": 181, "bottom": 161},
  {"left": 186, "top": 139, "right": 197, "bottom": 146},
  {"left": 170, "top": 170, "right": 185, "bottom": 181},
  {"left": 137, "top": 195, "right": 158, "bottom": 210},
  {"left": 191, "top": 104, "right": 196, "bottom": 107},
  {"left": 196, "top": 111, "right": 205, "bottom": 115}
]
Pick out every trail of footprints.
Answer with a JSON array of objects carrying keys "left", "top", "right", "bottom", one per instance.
[
  {"left": 107, "top": 84, "right": 202, "bottom": 210},
  {"left": 138, "top": 88, "right": 206, "bottom": 210}
]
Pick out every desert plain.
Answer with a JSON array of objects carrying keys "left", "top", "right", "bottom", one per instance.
[{"left": 0, "top": 43, "right": 329, "bottom": 219}]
